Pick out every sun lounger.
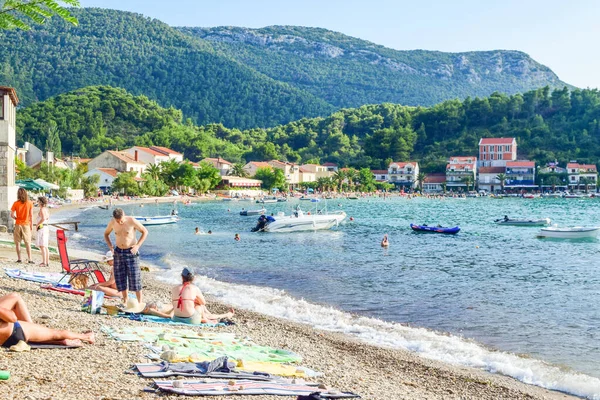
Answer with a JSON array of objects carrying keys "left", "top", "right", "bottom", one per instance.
[{"left": 153, "top": 379, "right": 360, "bottom": 397}]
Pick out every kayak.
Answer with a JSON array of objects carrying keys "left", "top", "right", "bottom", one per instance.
[{"left": 410, "top": 223, "right": 460, "bottom": 234}]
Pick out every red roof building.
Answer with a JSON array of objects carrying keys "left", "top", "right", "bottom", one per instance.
[{"left": 478, "top": 137, "right": 517, "bottom": 167}]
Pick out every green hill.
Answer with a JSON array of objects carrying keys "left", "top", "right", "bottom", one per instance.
[
  {"left": 181, "top": 25, "right": 570, "bottom": 109},
  {"left": 18, "top": 85, "right": 600, "bottom": 173},
  {"left": 0, "top": 9, "right": 334, "bottom": 129}
]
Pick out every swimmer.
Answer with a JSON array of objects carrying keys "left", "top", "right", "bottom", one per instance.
[
  {"left": 381, "top": 234, "right": 389, "bottom": 247},
  {"left": 234, "top": 233, "right": 240, "bottom": 241}
]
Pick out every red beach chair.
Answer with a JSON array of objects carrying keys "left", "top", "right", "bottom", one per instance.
[{"left": 56, "top": 229, "right": 104, "bottom": 285}]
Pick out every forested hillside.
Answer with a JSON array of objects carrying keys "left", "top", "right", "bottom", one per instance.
[
  {"left": 17, "top": 85, "right": 600, "bottom": 172},
  {"left": 183, "top": 26, "right": 569, "bottom": 108},
  {"left": 0, "top": 9, "right": 334, "bottom": 128}
]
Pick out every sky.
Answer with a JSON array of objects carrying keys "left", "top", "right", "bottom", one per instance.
[{"left": 79, "top": 0, "right": 600, "bottom": 89}]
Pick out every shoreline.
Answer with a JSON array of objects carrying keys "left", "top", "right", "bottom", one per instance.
[{"left": 0, "top": 204, "right": 576, "bottom": 399}]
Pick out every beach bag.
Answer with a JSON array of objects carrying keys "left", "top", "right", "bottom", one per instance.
[
  {"left": 69, "top": 274, "right": 89, "bottom": 289},
  {"left": 296, "top": 393, "right": 324, "bottom": 400},
  {"left": 82, "top": 289, "right": 104, "bottom": 314}
]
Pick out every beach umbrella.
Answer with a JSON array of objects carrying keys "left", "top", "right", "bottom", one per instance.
[
  {"left": 16, "top": 179, "right": 45, "bottom": 191},
  {"left": 34, "top": 178, "right": 60, "bottom": 190}
]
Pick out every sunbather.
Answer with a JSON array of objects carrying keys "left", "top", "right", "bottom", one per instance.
[
  {"left": 88, "top": 251, "right": 120, "bottom": 297},
  {"left": 0, "top": 293, "right": 94, "bottom": 347},
  {"left": 143, "top": 268, "right": 234, "bottom": 324}
]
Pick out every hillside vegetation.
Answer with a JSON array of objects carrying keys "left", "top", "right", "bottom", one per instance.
[
  {"left": 17, "top": 85, "right": 600, "bottom": 172},
  {"left": 182, "top": 25, "right": 569, "bottom": 109}
]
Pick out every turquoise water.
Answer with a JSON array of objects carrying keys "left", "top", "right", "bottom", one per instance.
[{"left": 65, "top": 197, "right": 600, "bottom": 397}]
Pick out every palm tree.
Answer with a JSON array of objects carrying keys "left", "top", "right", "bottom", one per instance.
[
  {"left": 145, "top": 164, "right": 161, "bottom": 181},
  {"left": 579, "top": 177, "right": 590, "bottom": 193},
  {"left": 441, "top": 182, "right": 447, "bottom": 194},
  {"left": 416, "top": 172, "right": 427, "bottom": 193},
  {"left": 546, "top": 175, "right": 560, "bottom": 193},
  {"left": 345, "top": 169, "right": 358, "bottom": 190},
  {"left": 229, "top": 163, "right": 248, "bottom": 178},
  {"left": 316, "top": 177, "right": 330, "bottom": 192},
  {"left": 461, "top": 175, "right": 473, "bottom": 192},
  {"left": 495, "top": 173, "right": 507, "bottom": 193},
  {"left": 332, "top": 170, "right": 345, "bottom": 192}
]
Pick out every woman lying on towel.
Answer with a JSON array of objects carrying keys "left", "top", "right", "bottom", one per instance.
[
  {"left": 0, "top": 293, "right": 95, "bottom": 348},
  {"left": 143, "top": 268, "right": 234, "bottom": 324}
]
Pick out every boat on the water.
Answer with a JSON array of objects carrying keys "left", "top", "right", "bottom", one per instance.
[
  {"left": 252, "top": 201, "right": 346, "bottom": 233},
  {"left": 276, "top": 197, "right": 288, "bottom": 202},
  {"left": 347, "top": 196, "right": 359, "bottom": 200},
  {"left": 240, "top": 208, "right": 266, "bottom": 216},
  {"left": 410, "top": 223, "right": 460, "bottom": 234},
  {"left": 299, "top": 196, "right": 313, "bottom": 201},
  {"left": 133, "top": 215, "right": 179, "bottom": 226},
  {"left": 495, "top": 218, "right": 551, "bottom": 226},
  {"left": 256, "top": 196, "right": 277, "bottom": 204},
  {"left": 537, "top": 226, "right": 600, "bottom": 239}
]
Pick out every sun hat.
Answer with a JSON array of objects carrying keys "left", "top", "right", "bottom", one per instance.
[
  {"left": 122, "top": 297, "right": 147, "bottom": 314},
  {"left": 102, "top": 250, "right": 114, "bottom": 262}
]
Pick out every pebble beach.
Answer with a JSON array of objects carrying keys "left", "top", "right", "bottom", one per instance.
[{"left": 0, "top": 203, "right": 579, "bottom": 400}]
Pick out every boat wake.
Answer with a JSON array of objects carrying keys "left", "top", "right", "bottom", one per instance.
[{"left": 156, "top": 259, "right": 600, "bottom": 399}]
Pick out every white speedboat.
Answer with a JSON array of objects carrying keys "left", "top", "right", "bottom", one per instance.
[
  {"left": 254, "top": 202, "right": 346, "bottom": 233},
  {"left": 257, "top": 196, "right": 277, "bottom": 204},
  {"left": 495, "top": 218, "right": 551, "bottom": 226},
  {"left": 133, "top": 215, "right": 179, "bottom": 226},
  {"left": 537, "top": 226, "right": 600, "bottom": 239}
]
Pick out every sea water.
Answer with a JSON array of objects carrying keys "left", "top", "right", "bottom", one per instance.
[{"left": 63, "top": 197, "right": 600, "bottom": 398}]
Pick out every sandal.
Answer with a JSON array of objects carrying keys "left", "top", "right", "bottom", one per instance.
[
  {"left": 38, "top": 263, "right": 47, "bottom": 267},
  {"left": 16, "top": 259, "right": 22, "bottom": 263}
]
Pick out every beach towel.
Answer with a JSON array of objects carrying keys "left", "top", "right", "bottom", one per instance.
[
  {"left": 29, "top": 343, "right": 81, "bottom": 350},
  {"left": 4, "top": 268, "right": 68, "bottom": 285},
  {"left": 135, "top": 359, "right": 273, "bottom": 381},
  {"left": 101, "top": 325, "right": 235, "bottom": 343},
  {"left": 123, "top": 313, "right": 229, "bottom": 327},
  {"left": 153, "top": 379, "right": 360, "bottom": 398}
]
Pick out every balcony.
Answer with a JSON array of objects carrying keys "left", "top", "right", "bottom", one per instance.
[{"left": 505, "top": 179, "right": 535, "bottom": 186}]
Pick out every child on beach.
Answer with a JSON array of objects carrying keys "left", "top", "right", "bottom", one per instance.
[
  {"left": 0, "top": 293, "right": 94, "bottom": 348},
  {"left": 88, "top": 251, "right": 120, "bottom": 297}
]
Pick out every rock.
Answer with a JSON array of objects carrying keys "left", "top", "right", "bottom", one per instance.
[{"left": 0, "top": 225, "right": 7, "bottom": 233}]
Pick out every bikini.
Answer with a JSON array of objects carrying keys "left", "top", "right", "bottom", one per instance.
[
  {"left": 172, "top": 283, "right": 203, "bottom": 324},
  {"left": 1, "top": 322, "right": 26, "bottom": 348}
]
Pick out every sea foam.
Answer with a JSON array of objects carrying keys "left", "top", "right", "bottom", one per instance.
[{"left": 156, "top": 259, "right": 600, "bottom": 399}]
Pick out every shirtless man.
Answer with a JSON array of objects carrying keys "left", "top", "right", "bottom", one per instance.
[
  {"left": 104, "top": 208, "right": 148, "bottom": 304},
  {"left": 144, "top": 268, "right": 234, "bottom": 324}
]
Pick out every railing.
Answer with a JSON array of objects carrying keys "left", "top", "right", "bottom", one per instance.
[{"left": 505, "top": 179, "right": 535, "bottom": 186}]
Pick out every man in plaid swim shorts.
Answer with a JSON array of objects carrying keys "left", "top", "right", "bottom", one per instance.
[{"left": 104, "top": 208, "right": 148, "bottom": 304}]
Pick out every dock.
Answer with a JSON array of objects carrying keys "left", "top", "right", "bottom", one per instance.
[{"left": 49, "top": 221, "right": 81, "bottom": 231}]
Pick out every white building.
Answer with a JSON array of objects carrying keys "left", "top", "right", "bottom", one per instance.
[
  {"left": 16, "top": 141, "right": 54, "bottom": 169},
  {"left": 0, "top": 86, "right": 18, "bottom": 230},
  {"left": 387, "top": 161, "right": 419, "bottom": 189},
  {"left": 299, "top": 167, "right": 316, "bottom": 183},
  {"left": 567, "top": 163, "right": 598, "bottom": 191},
  {"left": 300, "top": 164, "right": 331, "bottom": 179},
  {"left": 243, "top": 161, "right": 272, "bottom": 177},
  {"left": 84, "top": 167, "right": 118, "bottom": 194},
  {"left": 423, "top": 173, "right": 446, "bottom": 193},
  {"left": 87, "top": 150, "right": 146, "bottom": 177},
  {"left": 446, "top": 156, "right": 477, "bottom": 191},
  {"left": 477, "top": 166, "right": 506, "bottom": 193},
  {"left": 323, "top": 162, "right": 338, "bottom": 173},
  {"left": 125, "top": 146, "right": 171, "bottom": 166},
  {"left": 371, "top": 170, "right": 389, "bottom": 182}
]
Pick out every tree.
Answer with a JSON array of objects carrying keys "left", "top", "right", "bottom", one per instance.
[
  {"left": 81, "top": 174, "right": 100, "bottom": 198},
  {"left": 496, "top": 173, "right": 507, "bottom": 193},
  {"left": 145, "top": 164, "right": 161, "bottom": 181},
  {"left": 345, "top": 168, "right": 358, "bottom": 190},
  {"left": 112, "top": 171, "right": 140, "bottom": 196},
  {"left": 546, "top": 175, "right": 560, "bottom": 192},
  {"left": 358, "top": 168, "right": 376, "bottom": 192},
  {"left": 0, "top": 0, "right": 80, "bottom": 30},
  {"left": 579, "top": 177, "right": 591, "bottom": 193},
  {"left": 229, "top": 163, "right": 248, "bottom": 178},
  {"left": 254, "top": 167, "right": 286, "bottom": 191},
  {"left": 332, "top": 170, "right": 345, "bottom": 192},
  {"left": 159, "top": 159, "right": 180, "bottom": 188},
  {"left": 45, "top": 120, "right": 62, "bottom": 156},
  {"left": 461, "top": 175, "right": 474, "bottom": 192},
  {"left": 196, "top": 162, "right": 221, "bottom": 190},
  {"left": 441, "top": 181, "right": 447, "bottom": 194},
  {"left": 416, "top": 172, "right": 427, "bottom": 193}
]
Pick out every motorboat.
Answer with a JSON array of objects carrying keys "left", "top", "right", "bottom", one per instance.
[
  {"left": 222, "top": 197, "right": 239, "bottom": 202},
  {"left": 495, "top": 218, "right": 551, "bottom": 226},
  {"left": 256, "top": 196, "right": 277, "bottom": 204},
  {"left": 252, "top": 201, "right": 346, "bottom": 233},
  {"left": 299, "top": 196, "right": 313, "bottom": 201},
  {"left": 347, "top": 196, "right": 359, "bottom": 200},
  {"left": 537, "top": 226, "right": 600, "bottom": 239},
  {"left": 133, "top": 215, "right": 179, "bottom": 226},
  {"left": 563, "top": 192, "right": 584, "bottom": 199},
  {"left": 240, "top": 208, "right": 266, "bottom": 216},
  {"left": 276, "top": 197, "right": 288, "bottom": 202},
  {"left": 410, "top": 224, "right": 460, "bottom": 234}
]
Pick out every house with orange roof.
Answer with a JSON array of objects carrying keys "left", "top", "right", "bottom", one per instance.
[
  {"left": 423, "top": 173, "right": 446, "bottom": 193},
  {"left": 567, "top": 162, "right": 597, "bottom": 191},
  {"left": 84, "top": 167, "right": 119, "bottom": 194},
  {"left": 87, "top": 150, "right": 146, "bottom": 177},
  {"left": 268, "top": 160, "right": 301, "bottom": 187},
  {"left": 478, "top": 137, "right": 517, "bottom": 167},
  {"left": 243, "top": 161, "right": 272, "bottom": 177},
  {"left": 300, "top": 163, "right": 331, "bottom": 179},
  {"left": 387, "top": 161, "right": 419, "bottom": 189},
  {"left": 124, "top": 146, "right": 171, "bottom": 166},
  {"left": 477, "top": 167, "right": 506, "bottom": 193},
  {"left": 148, "top": 146, "right": 184, "bottom": 162},
  {"left": 446, "top": 156, "right": 477, "bottom": 191},
  {"left": 201, "top": 157, "right": 233, "bottom": 176}
]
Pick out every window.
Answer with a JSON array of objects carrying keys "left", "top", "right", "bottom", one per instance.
[
  {"left": 505, "top": 145, "right": 510, "bottom": 152},
  {"left": 571, "top": 176, "right": 576, "bottom": 181}
]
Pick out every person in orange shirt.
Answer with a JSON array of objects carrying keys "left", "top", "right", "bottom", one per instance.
[{"left": 11, "top": 188, "right": 34, "bottom": 264}]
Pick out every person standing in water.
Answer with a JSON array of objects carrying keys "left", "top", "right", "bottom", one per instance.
[
  {"left": 381, "top": 234, "right": 389, "bottom": 247},
  {"left": 104, "top": 208, "right": 148, "bottom": 304}
]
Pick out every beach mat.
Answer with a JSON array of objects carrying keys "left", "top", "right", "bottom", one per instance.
[
  {"left": 102, "top": 325, "right": 235, "bottom": 342},
  {"left": 122, "top": 313, "right": 229, "bottom": 327},
  {"left": 135, "top": 360, "right": 273, "bottom": 381},
  {"left": 4, "top": 268, "right": 67, "bottom": 285},
  {"left": 153, "top": 379, "right": 360, "bottom": 398}
]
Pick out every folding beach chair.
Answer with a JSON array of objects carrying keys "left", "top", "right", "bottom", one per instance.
[{"left": 56, "top": 229, "right": 104, "bottom": 285}]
